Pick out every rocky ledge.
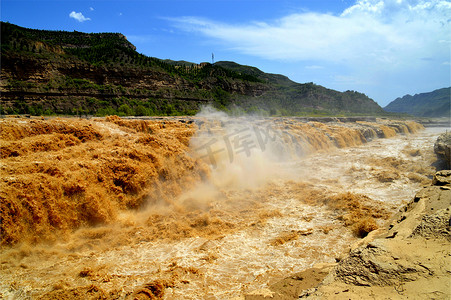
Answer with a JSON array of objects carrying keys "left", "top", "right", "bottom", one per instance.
[
  {"left": 245, "top": 170, "right": 451, "bottom": 299},
  {"left": 434, "top": 132, "right": 451, "bottom": 169}
]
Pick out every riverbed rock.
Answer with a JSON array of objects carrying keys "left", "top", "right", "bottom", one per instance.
[
  {"left": 247, "top": 171, "right": 451, "bottom": 299},
  {"left": 309, "top": 170, "right": 451, "bottom": 299},
  {"left": 434, "top": 132, "right": 451, "bottom": 168},
  {"left": 432, "top": 169, "right": 451, "bottom": 186}
]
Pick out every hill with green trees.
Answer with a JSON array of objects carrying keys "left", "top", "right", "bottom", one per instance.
[
  {"left": 383, "top": 88, "right": 450, "bottom": 118},
  {"left": 0, "top": 21, "right": 386, "bottom": 116}
]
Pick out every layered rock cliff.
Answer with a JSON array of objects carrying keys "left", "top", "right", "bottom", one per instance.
[{"left": 0, "top": 22, "right": 386, "bottom": 116}]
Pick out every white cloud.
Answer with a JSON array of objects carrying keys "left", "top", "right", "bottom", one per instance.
[
  {"left": 69, "top": 11, "right": 91, "bottom": 22},
  {"left": 305, "top": 65, "right": 324, "bottom": 70},
  {"left": 169, "top": 0, "right": 450, "bottom": 70},
  {"left": 341, "top": 0, "right": 385, "bottom": 16},
  {"left": 168, "top": 0, "right": 450, "bottom": 105},
  {"left": 90, "top": 7, "right": 94, "bottom": 11}
]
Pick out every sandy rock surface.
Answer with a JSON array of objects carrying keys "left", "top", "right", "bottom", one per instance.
[
  {"left": 434, "top": 132, "right": 451, "bottom": 168},
  {"left": 246, "top": 170, "right": 451, "bottom": 299}
]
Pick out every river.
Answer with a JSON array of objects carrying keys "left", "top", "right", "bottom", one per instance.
[{"left": 0, "top": 117, "right": 447, "bottom": 299}]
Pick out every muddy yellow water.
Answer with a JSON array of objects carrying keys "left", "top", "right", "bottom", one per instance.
[{"left": 0, "top": 114, "right": 445, "bottom": 299}]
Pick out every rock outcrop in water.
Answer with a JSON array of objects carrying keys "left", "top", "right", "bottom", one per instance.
[
  {"left": 250, "top": 171, "right": 451, "bottom": 299},
  {"left": 434, "top": 132, "right": 451, "bottom": 169}
]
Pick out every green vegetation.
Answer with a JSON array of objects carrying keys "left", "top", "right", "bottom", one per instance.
[
  {"left": 1, "top": 21, "right": 388, "bottom": 117},
  {"left": 0, "top": 92, "right": 199, "bottom": 117}
]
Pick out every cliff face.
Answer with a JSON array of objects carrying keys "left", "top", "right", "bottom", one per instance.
[{"left": 0, "top": 22, "right": 385, "bottom": 116}]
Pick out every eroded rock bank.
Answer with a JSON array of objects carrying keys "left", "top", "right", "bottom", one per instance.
[
  {"left": 434, "top": 132, "right": 451, "bottom": 169},
  {"left": 247, "top": 171, "right": 450, "bottom": 299}
]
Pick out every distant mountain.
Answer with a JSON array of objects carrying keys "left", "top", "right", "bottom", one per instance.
[
  {"left": 384, "top": 88, "right": 450, "bottom": 118},
  {"left": 0, "top": 22, "right": 385, "bottom": 116}
]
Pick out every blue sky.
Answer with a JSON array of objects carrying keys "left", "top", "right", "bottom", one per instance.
[{"left": 1, "top": 0, "right": 450, "bottom": 107}]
